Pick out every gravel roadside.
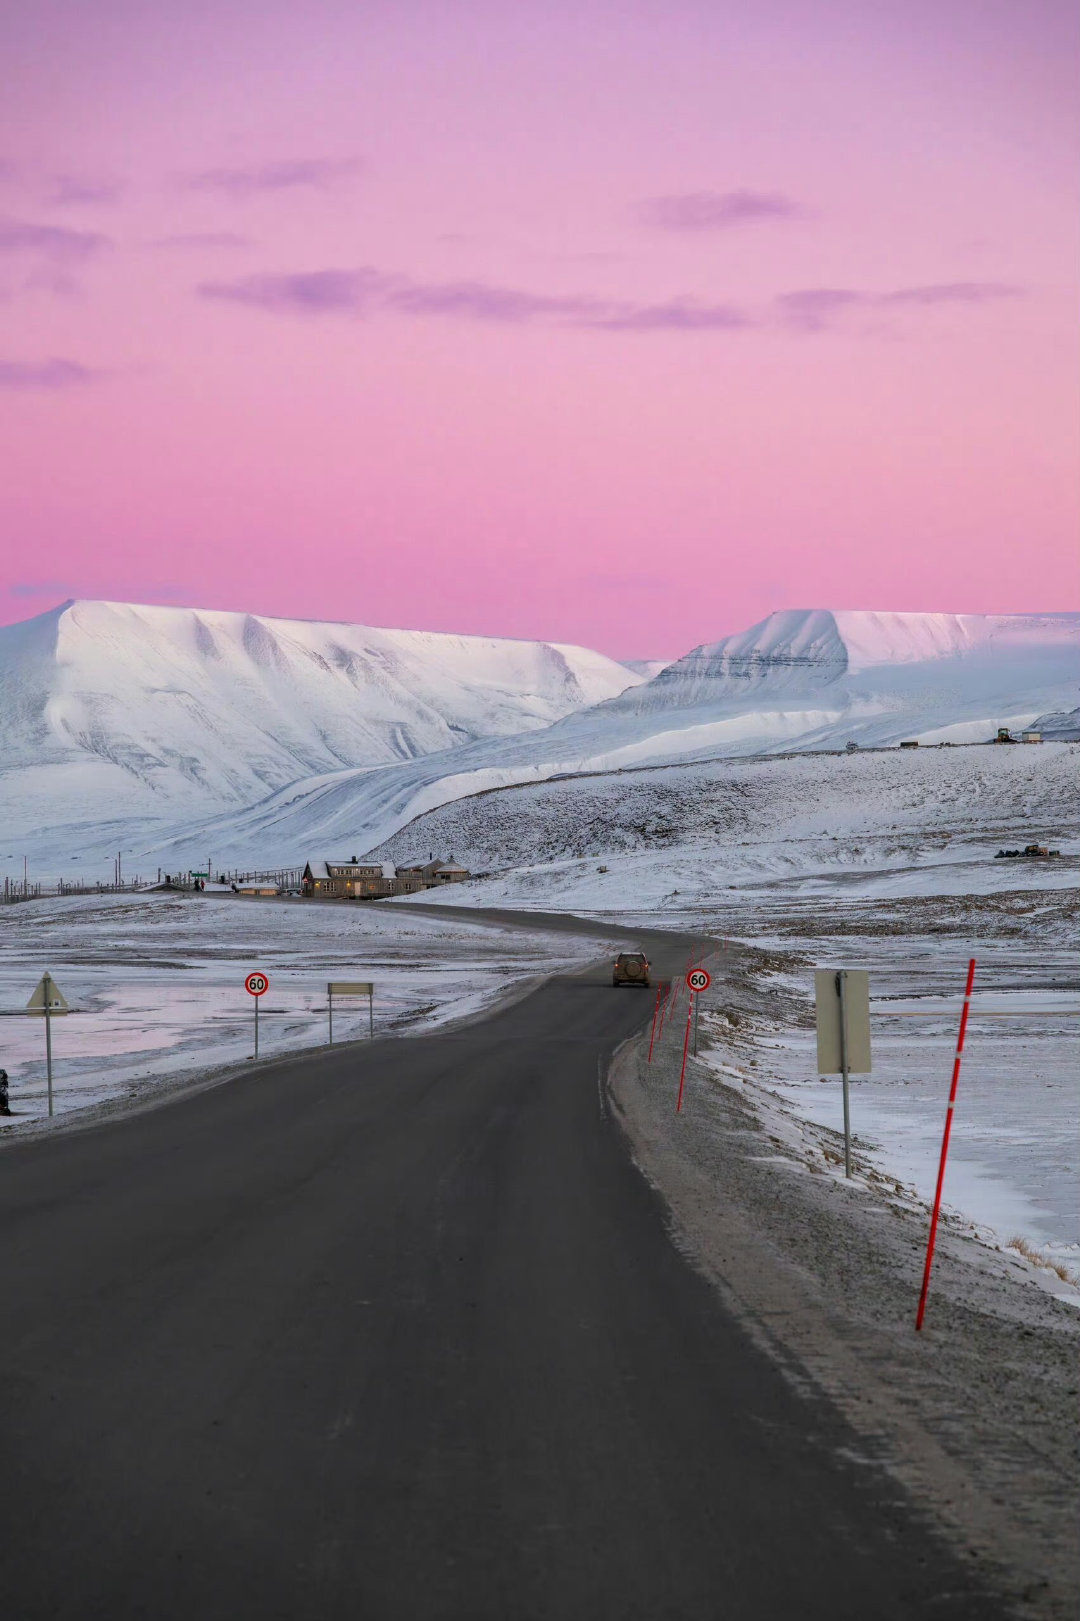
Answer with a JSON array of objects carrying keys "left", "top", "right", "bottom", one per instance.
[{"left": 609, "top": 946, "right": 1080, "bottom": 1621}]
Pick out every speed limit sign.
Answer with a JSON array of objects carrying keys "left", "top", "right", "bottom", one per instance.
[
  {"left": 686, "top": 968, "right": 711, "bottom": 994},
  {"left": 245, "top": 971, "right": 269, "bottom": 997}
]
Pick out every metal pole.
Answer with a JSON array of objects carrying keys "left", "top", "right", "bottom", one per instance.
[
  {"left": 44, "top": 971, "right": 54, "bottom": 1117},
  {"left": 254, "top": 994, "right": 259, "bottom": 1060},
  {"left": 836, "top": 969, "right": 851, "bottom": 1178},
  {"left": 693, "top": 993, "right": 700, "bottom": 1056},
  {"left": 369, "top": 990, "right": 373, "bottom": 1039},
  {"left": 328, "top": 989, "right": 334, "bottom": 1046}
]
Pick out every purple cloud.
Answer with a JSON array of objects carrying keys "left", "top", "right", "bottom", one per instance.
[
  {"left": 778, "top": 288, "right": 866, "bottom": 331},
  {"left": 642, "top": 191, "right": 801, "bottom": 231},
  {"left": 153, "top": 231, "right": 254, "bottom": 251},
  {"left": 588, "top": 298, "right": 750, "bottom": 332},
  {"left": 0, "top": 216, "right": 109, "bottom": 259},
  {"left": 201, "top": 268, "right": 389, "bottom": 313},
  {"left": 198, "top": 266, "right": 753, "bottom": 334},
  {"left": 47, "top": 174, "right": 123, "bottom": 206},
  {"left": 0, "top": 357, "right": 100, "bottom": 388},
  {"left": 779, "top": 281, "right": 1023, "bottom": 330},
  {"left": 386, "top": 278, "right": 598, "bottom": 323},
  {"left": 183, "top": 158, "right": 363, "bottom": 197},
  {"left": 880, "top": 281, "right": 1023, "bottom": 307}
]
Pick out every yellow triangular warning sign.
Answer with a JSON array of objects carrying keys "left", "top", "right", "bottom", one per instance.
[{"left": 26, "top": 975, "right": 70, "bottom": 1014}]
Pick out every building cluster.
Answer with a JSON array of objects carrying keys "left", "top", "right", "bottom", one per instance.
[{"left": 301, "top": 857, "right": 470, "bottom": 900}]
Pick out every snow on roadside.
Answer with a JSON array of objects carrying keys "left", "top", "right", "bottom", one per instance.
[
  {"left": 0, "top": 892, "right": 608, "bottom": 1127},
  {"left": 684, "top": 947, "right": 1080, "bottom": 1301}
]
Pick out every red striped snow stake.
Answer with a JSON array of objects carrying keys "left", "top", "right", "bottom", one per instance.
[
  {"left": 915, "top": 957, "right": 977, "bottom": 1331},
  {"left": 675, "top": 998, "right": 693, "bottom": 1112},
  {"left": 647, "top": 985, "right": 663, "bottom": 1062},
  {"left": 658, "top": 980, "right": 674, "bottom": 1038}
]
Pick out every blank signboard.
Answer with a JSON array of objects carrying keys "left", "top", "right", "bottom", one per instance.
[{"left": 815, "top": 969, "right": 872, "bottom": 1073}]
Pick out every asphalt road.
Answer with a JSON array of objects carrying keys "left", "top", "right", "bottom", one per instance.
[{"left": 1, "top": 918, "right": 1002, "bottom": 1620}]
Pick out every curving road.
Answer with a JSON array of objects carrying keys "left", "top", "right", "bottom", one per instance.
[{"left": 1, "top": 915, "right": 1001, "bottom": 1619}]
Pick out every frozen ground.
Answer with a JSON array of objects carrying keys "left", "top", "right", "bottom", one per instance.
[
  {"left": 379, "top": 742, "right": 1079, "bottom": 1264},
  {"left": 0, "top": 892, "right": 608, "bottom": 1126}
]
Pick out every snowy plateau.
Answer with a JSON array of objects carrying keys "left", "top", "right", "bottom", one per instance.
[
  {"left": 0, "top": 598, "right": 644, "bottom": 868},
  {"left": 1, "top": 600, "right": 1075, "bottom": 872}
]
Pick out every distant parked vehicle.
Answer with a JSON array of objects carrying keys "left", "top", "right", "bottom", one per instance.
[{"left": 613, "top": 952, "right": 651, "bottom": 988}]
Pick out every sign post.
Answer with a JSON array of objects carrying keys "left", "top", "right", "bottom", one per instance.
[
  {"left": 245, "top": 971, "right": 269, "bottom": 1057},
  {"left": 815, "top": 969, "right": 871, "bottom": 1177},
  {"left": 686, "top": 968, "right": 711, "bottom": 1057},
  {"left": 676, "top": 969, "right": 711, "bottom": 1110},
  {"left": 327, "top": 982, "right": 374, "bottom": 1045},
  {"left": 26, "top": 972, "right": 70, "bottom": 1118}
]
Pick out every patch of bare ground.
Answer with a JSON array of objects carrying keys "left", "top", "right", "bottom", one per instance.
[
  {"left": 610, "top": 942, "right": 1079, "bottom": 1621},
  {"left": 740, "top": 888, "right": 1078, "bottom": 941}
]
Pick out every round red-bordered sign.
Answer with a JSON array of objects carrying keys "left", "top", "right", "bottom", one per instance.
[
  {"left": 245, "top": 972, "right": 269, "bottom": 997},
  {"left": 686, "top": 968, "right": 711, "bottom": 993}
]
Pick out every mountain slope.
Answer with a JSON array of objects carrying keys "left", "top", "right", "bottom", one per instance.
[
  {"left": 144, "top": 608, "right": 1079, "bottom": 868},
  {"left": 0, "top": 600, "right": 643, "bottom": 854},
  {"left": 4, "top": 604, "right": 1076, "bottom": 875}
]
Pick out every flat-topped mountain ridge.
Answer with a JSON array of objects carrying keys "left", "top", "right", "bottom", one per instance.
[{"left": 1, "top": 603, "right": 1076, "bottom": 872}]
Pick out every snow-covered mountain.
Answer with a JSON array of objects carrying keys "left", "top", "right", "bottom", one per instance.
[
  {"left": 0, "top": 600, "right": 643, "bottom": 857},
  {"left": 142, "top": 607, "right": 1079, "bottom": 869},
  {"left": 580, "top": 608, "right": 1080, "bottom": 756},
  {"left": 2, "top": 604, "right": 1076, "bottom": 876},
  {"left": 1031, "top": 706, "right": 1080, "bottom": 741}
]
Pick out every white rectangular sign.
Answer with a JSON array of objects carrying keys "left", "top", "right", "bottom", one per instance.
[{"left": 815, "top": 969, "right": 871, "bottom": 1073}]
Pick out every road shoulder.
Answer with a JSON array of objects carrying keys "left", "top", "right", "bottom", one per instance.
[{"left": 608, "top": 959, "right": 1080, "bottom": 1621}]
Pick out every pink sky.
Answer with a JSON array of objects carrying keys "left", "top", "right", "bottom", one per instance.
[{"left": 1, "top": 0, "right": 1077, "bottom": 656}]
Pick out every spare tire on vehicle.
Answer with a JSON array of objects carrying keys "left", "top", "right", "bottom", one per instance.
[{"left": 613, "top": 952, "right": 650, "bottom": 988}]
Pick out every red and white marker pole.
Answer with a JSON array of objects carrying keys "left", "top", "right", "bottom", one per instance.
[
  {"left": 676, "top": 1000, "right": 693, "bottom": 1112},
  {"left": 915, "top": 957, "right": 977, "bottom": 1331},
  {"left": 647, "top": 984, "right": 663, "bottom": 1063}
]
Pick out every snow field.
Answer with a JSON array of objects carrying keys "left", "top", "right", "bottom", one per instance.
[
  {"left": 374, "top": 741, "right": 1080, "bottom": 907},
  {"left": 693, "top": 952, "right": 1080, "bottom": 1273}
]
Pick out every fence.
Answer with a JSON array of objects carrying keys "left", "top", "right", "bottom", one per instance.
[
  {"left": 2, "top": 875, "right": 150, "bottom": 905},
  {"left": 3, "top": 867, "right": 306, "bottom": 903}
]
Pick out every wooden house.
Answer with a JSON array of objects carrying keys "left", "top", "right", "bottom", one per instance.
[{"left": 302, "top": 859, "right": 389, "bottom": 898}]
